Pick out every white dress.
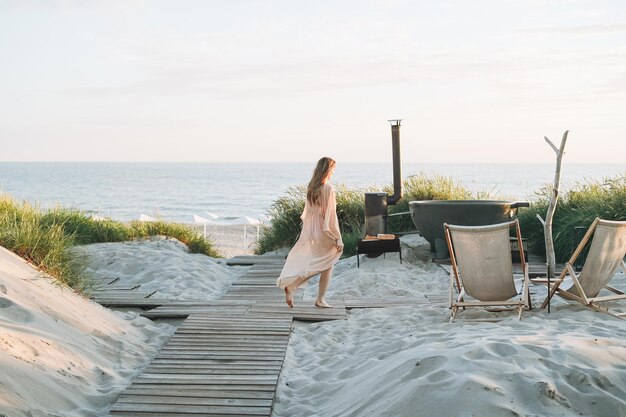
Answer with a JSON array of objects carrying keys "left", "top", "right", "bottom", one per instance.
[{"left": 275, "top": 183, "right": 343, "bottom": 289}]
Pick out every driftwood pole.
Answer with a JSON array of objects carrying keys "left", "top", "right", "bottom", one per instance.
[{"left": 536, "top": 130, "right": 568, "bottom": 278}]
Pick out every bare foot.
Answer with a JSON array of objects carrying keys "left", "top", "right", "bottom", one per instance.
[
  {"left": 284, "top": 287, "right": 295, "bottom": 308},
  {"left": 315, "top": 299, "right": 332, "bottom": 308}
]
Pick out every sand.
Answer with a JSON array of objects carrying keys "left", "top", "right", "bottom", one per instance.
[
  {"left": 273, "top": 235, "right": 626, "bottom": 417},
  {"left": 192, "top": 223, "right": 261, "bottom": 258},
  {"left": 1, "top": 232, "right": 625, "bottom": 416},
  {"left": 79, "top": 237, "right": 243, "bottom": 301},
  {"left": 0, "top": 246, "right": 174, "bottom": 417}
]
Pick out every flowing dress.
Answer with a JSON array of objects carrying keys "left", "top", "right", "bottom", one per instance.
[{"left": 276, "top": 183, "right": 343, "bottom": 289}]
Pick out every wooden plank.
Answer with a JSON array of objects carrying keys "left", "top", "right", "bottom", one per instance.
[
  {"left": 156, "top": 354, "right": 286, "bottom": 361},
  {"left": 143, "top": 368, "right": 279, "bottom": 375},
  {"left": 110, "top": 413, "right": 262, "bottom": 417},
  {"left": 122, "top": 387, "right": 275, "bottom": 399},
  {"left": 137, "top": 373, "right": 278, "bottom": 382},
  {"left": 134, "top": 376, "right": 278, "bottom": 385},
  {"left": 110, "top": 402, "right": 270, "bottom": 416},
  {"left": 147, "top": 359, "right": 284, "bottom": 365},
  {"left": 158, "top": 345, "right": 287, "bottom": 353},
  {"left": 165, "top": 334, "right": 288, "bottom": 341},
  {"left": 150, "top": 300, "right": 255, "bottom": 307},
  {"left": 172, "top": 328, "right": 288, "bottom": 334},
  {"left": 115, "top": 394, "right": 272, "bottom": 407},
  {"left": 177, "top": 323, "right": 291, "bottom": 331},
  {"left": 110, "top": 412, "right": 263, "bottom": 417},
  {"left": 179, "top": 317, "right": 291, "bottom": 325},
  {"left": 94, "top": 299, "right": 167, "bottom": 308},
  {"left": 163, "top": 342, "right": 287, "bottom": 349},
  {"left": 142, "top": 307, "right": 249, "bottom": 319}
]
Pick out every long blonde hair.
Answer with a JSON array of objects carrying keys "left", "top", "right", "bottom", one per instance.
[{"left": 307, "top": 157, "right": 336, "bottom": 205}]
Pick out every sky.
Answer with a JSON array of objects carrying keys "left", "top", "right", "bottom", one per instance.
[{"left": 0, "top": 0, "right": 625, "bottom": 163}]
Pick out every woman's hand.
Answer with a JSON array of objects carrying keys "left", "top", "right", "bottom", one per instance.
[{"left": 337, "top": 241, "right": 344, "bottom": 252}]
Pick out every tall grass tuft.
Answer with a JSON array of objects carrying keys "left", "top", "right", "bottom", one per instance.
[
  {"left": 0, "top": 197, "right": 92, "bottom": 292},
  {"left": 0, "top": 193, "right": 220, "bottom": 293},
  {"left": 518, "top": 174, "right": 626, "bottom": 262}
]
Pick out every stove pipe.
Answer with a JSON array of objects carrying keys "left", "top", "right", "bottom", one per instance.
[
  {"left": 387, "top": 119, "right": 403, "bottom": 205},
  {"left": 364, "top": 119, "right": 403, "bottom": 237}
]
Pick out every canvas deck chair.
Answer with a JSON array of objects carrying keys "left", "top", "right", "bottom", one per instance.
[
  {"left": 541, "top": 218, "right": 626, "bottom": 318},
  {"left": 445, "top": 220, "right": 531, "bottom": 321}
]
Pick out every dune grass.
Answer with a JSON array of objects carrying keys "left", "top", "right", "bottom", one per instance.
[
  {"left": 518, "top": 174, "right": 626, "bottom": 262},
  {"left": 256, "top": 173, "right": 495, "bottom": 256},
  {"left": 0, "top": 194, "right": 219, "bottom": 293}
]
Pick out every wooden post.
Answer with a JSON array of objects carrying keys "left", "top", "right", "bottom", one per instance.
[{"left": 537, "top": 130, "right": 568, "bottom": 278}]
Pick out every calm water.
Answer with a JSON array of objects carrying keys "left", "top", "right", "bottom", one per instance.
[{"left": 0, "top": 162, "right": 623, "bottom": 223}]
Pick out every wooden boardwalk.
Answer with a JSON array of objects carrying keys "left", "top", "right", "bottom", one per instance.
[
  {"left": 109, "top": 315, "right": 292, "bottom": 417},
  {"left": 109, "top": 255, "right": 349, "bottom": 416}
]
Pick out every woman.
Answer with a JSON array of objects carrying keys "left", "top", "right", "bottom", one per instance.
[{"left": 276, "top": 157, "right": 344, "bottom": 308}]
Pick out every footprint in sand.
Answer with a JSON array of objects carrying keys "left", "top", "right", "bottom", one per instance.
[
  {"left": 0, "top": 297, "right": 33, "bottom": 323},
  {"left": 0, "top": 284, "right": 7, "bottom": 294}
]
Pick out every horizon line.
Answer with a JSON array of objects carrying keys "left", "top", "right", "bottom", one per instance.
[{"left": 0, "top": 160, "right": 622, "bottom": 165}]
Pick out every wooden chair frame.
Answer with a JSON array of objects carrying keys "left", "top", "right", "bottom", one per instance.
[
  {"left": 540, "top": 218, "right": 626, "bottom": 318},
  {"left": 445, "top": 219, "right": 532, "bottom": 321}
]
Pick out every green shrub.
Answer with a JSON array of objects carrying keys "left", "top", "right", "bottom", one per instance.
[{"left": 518, "top": 174, "right": 626, "bottom": 262}]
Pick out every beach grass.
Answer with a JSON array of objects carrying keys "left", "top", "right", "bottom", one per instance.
[
  {"left": 0, "top": 194, "right": 220, "bottom": 293},
  {"left": 257, "top": 173, "right": 496, "bottom": 255},
  {"left": 518, "top": 174, "right": 626, "bottom": 262}
]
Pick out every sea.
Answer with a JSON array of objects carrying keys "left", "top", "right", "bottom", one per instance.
[{"left": 0, "top": 162, "right": 623, "bottom": 224}]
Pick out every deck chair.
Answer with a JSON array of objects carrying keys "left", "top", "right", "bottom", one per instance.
[
  {"left": 540, "top": 218, "right": 626, "bottom": 318},
  {"left": 445, "top": 220, "right": 531, "bottom": 321}
]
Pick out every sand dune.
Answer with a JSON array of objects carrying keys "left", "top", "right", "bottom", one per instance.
[
  {"left": 79, "top": 237, "right": 242, "bottom": 301},
  {"left": 0, "top": 246, "right": 173, "bottom": 417}
]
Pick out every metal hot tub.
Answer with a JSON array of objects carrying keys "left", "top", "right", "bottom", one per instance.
[{"left": 408, "top": 200, "right": 529, "bottom": 258}]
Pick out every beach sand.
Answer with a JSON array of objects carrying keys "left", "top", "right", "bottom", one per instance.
[
  {"left": 1, "top": 233, "right": 625, "bottom": 416},
  {"left": 193, "top": 223, "right": 261, "bottom": 258},
  {"left": 0, "top": 246, "right": 174, "bottom": 417},
  {"left": 273, "top": 236, "right": 626, "bottom": 417}
]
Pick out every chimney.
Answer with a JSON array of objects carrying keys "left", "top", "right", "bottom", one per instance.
[{"left": 387, "top": 119, "right": 403, "bottom": 205}]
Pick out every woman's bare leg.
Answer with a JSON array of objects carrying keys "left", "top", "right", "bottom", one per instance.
[
  {"left": 284, "top": 287, "right": 295, "bottom": 308},
  {"left": 315, "top": 267, "right": 333, "bottom": 308},
  {"left": 284, "top": 275, "right": 308, "bottom": 308}
]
